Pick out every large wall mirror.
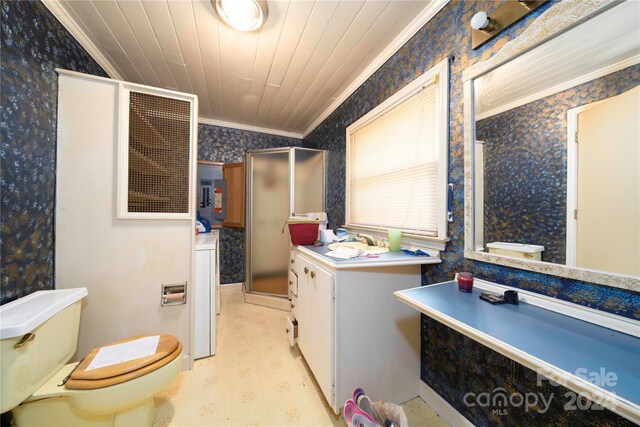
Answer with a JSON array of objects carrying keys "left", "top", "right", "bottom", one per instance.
[{"left": 463, "top": 0, "right": 639, "bottom": 291}]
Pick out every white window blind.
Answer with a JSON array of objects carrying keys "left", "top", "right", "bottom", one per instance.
[{"left": 347, "top": 81, "right": 438, "bottom": 236}]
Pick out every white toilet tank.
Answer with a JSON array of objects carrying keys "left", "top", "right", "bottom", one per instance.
[{"left": 0, "top": 288, "right": 87, "bottom": 413}]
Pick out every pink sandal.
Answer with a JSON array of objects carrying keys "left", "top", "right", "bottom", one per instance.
[{"left": 344, "top": 400, "right": 381, "bottom": 427}]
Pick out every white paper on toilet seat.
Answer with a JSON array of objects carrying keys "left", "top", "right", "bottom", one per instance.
[{"left": 86, "top": 335, "right": 161, "bottom": 371}]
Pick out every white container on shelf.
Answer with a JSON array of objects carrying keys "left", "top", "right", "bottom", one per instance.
[{"left": 486, "top": 242, "right": 545, "bottom": 260}]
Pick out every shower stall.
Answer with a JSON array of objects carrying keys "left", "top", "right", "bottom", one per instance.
[{"left": 245, "top": 147, "right": 325, "bottom": 309}]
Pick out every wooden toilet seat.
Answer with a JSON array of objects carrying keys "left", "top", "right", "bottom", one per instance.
[{"left": 65, "top": 335, "right": 181, "bottom": 390}]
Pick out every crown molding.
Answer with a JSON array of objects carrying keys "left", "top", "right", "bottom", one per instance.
[
  {"left": 198, "top": 117, "right": 303, "bottom": 140},
  {"left": 302, "top": 0, "right": 449, "bottom": 138},
  {"left": 42, "top": 0, "right": 448, "bottom": 140},
  {"left": 41, "top": 0, "right": 123, "bottom": 80}
]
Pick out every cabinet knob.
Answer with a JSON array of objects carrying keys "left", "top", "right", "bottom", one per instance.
[
  {"left": 289, "top": 280, "right": 293, "bottom": 285},
  {"left": 310, "top": 271, "right": 315, "bottom": 278},
  {"left": 291, "top": 259, "right": 295, "bottom": 264},
  {"left": 286, "top": 328, "right": 290, "bottom": 334},
  {"left": 304, "top": 267, "right": 309, "bottom": 274},
  {"left": 290, "top": 303, "right": 295, "bottom": 309}
]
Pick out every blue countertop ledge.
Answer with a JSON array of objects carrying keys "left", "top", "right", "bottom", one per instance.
[{"left": 395, "top": 282, "right": 640, "bottom": 420}]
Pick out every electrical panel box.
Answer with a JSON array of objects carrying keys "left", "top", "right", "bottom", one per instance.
[{"left": 197, "top": 163, "right": 224, "bottom": 227}]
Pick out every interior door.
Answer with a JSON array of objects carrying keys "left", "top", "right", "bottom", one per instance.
[{"left": 576, "top": 86, "right": 640, "bottom": 275}]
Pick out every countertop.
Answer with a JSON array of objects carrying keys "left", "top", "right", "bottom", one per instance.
[
  {"left": 395, "top": 282, "right": 640, "bottom": 421},
  {"left": 295, "top": 244, "right": 441, "bottom": 270},
  {"left": 195, "top": 230, "right": 219, "bottom": 251}
]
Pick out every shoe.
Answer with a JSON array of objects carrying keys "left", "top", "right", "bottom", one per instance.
[{"left": 344, "top": 400, "right": 380, "bottom": 427}]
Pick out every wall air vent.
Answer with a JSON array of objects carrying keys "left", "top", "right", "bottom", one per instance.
[{"left": 126, "top": 91, "right": 191, "bottom": 215}]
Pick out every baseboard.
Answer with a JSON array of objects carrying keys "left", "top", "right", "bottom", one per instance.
[
  {"left": 220, "top": 282, "right": 243, "bottom": 294},
  {"left": 419, "top": 380, "right": 474, "bottom": 427},
  {"left": 243, "top": 292, "right": 290, "bottom": 311},
  {"left": 182, "top": 353, "right": 192, "bottom": 371}
]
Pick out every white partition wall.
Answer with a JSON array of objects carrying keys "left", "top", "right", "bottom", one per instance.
[{"left": 55, "top": 70, "right": 197, "bottom": 365}]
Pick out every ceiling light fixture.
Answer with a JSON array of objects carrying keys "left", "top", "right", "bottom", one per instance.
[{"left": 213, "top": 0, "right": 268, "bottom": 32}]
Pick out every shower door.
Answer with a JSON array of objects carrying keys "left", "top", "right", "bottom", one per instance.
[
  {"left": 293, "top": 148, "right": 325, "bottom": 215},
  {"left": 246, "top": 148, "right": 325, "bottom": 303},
  {"left": 247, "top": 150, "right": 291, "bottom": 297}
]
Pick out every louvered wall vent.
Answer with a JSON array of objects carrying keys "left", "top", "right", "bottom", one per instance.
[{"left": 127, "top": 91, "right": 191, "bottom": 214}]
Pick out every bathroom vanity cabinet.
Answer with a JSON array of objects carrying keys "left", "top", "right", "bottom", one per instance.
[{"left": 290, "top": 245, "right": 440, "bottom": 414}]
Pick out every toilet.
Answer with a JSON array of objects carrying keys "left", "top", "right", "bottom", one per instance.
[
  {"left": 0, "top": 288, "right": 183, "bottom": 426},
  {"left": 486, "top": 242, "right": 545, "bottom": 261}
]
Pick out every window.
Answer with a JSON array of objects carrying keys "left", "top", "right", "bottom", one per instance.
[{"left": 346, "top": 59, "right": 449, "bottom": 241}]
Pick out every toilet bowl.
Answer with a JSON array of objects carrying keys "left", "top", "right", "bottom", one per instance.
[{"left": 0, "top": 288, "right": 182, "bottom": 427}]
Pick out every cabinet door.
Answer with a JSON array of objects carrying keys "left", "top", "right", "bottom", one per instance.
[
  {"left": 215, "top": 244, "right": 221, "bottom": 315},
  {"left": 209, "top": 249, "right": 217, "bottom": 355},
  {"left": 194, "top": 250, "right": 211, "bottom": 359},
  {"left": 296, "top": 257, "right": 310, "bottom": 358},
  {"left": 222, "top": 163, "right": 245, "bottom": 228},
  {"left": 309, "top": 263, "right": 334, "bottom": 407}
]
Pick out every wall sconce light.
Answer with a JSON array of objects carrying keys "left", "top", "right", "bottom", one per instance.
[
  {"left": 471, "top": 0, "right": 547, "bottom": 50},
  {"left": 471, "top": 12, "right": 497, "bottom": 34}
]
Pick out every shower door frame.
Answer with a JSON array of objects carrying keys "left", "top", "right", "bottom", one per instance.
[{"left": 245, "top": 147, "right": 326, "bottom": 310}]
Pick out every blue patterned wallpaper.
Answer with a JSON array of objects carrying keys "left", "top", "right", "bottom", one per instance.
[
  {"left": 303, "top": 0, "right": 639, "bottom": 423},
  {"left": 0, "top": 0, "right": 107, "bottom": 305},
  {"left": 303, "top": 0, "right": 640, "bottom": 319},
  {"left": 198, "top": 123, "right": 301, "bottom": 284},
  {"left": 477, "top": 65, "right": 640, "bottom": 265}
]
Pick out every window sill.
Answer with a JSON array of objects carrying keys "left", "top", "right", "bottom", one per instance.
[{"left": 343, "top": 225, "right": 449, "bottom": 253}]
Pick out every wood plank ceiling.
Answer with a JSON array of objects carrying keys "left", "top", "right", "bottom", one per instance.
[{"left": 47, "top": 0, "right": 441, "bottom": 136}]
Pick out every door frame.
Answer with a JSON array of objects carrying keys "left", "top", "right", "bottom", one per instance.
[
  {"left": 566, "top": 100, "right": 605, "bottom": 267},
  {"left": 244, "top": 149, "right": 292, "bottom": 308},
  {"left": 474, "top": 140, "right": 485, "bottom": 252}
]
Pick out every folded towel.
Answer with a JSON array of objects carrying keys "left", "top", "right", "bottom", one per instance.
[{"left": 326, "top": 247, "right": 363, "bottom": 259}]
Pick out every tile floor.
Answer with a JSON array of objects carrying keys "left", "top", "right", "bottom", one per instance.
[{"left": 153, "top": 285, "right": 448, "bottom": 427}]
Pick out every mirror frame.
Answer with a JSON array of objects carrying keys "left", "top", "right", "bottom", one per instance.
[{"left": 462, "top": 0, "right": 639, "bottom": 291}]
